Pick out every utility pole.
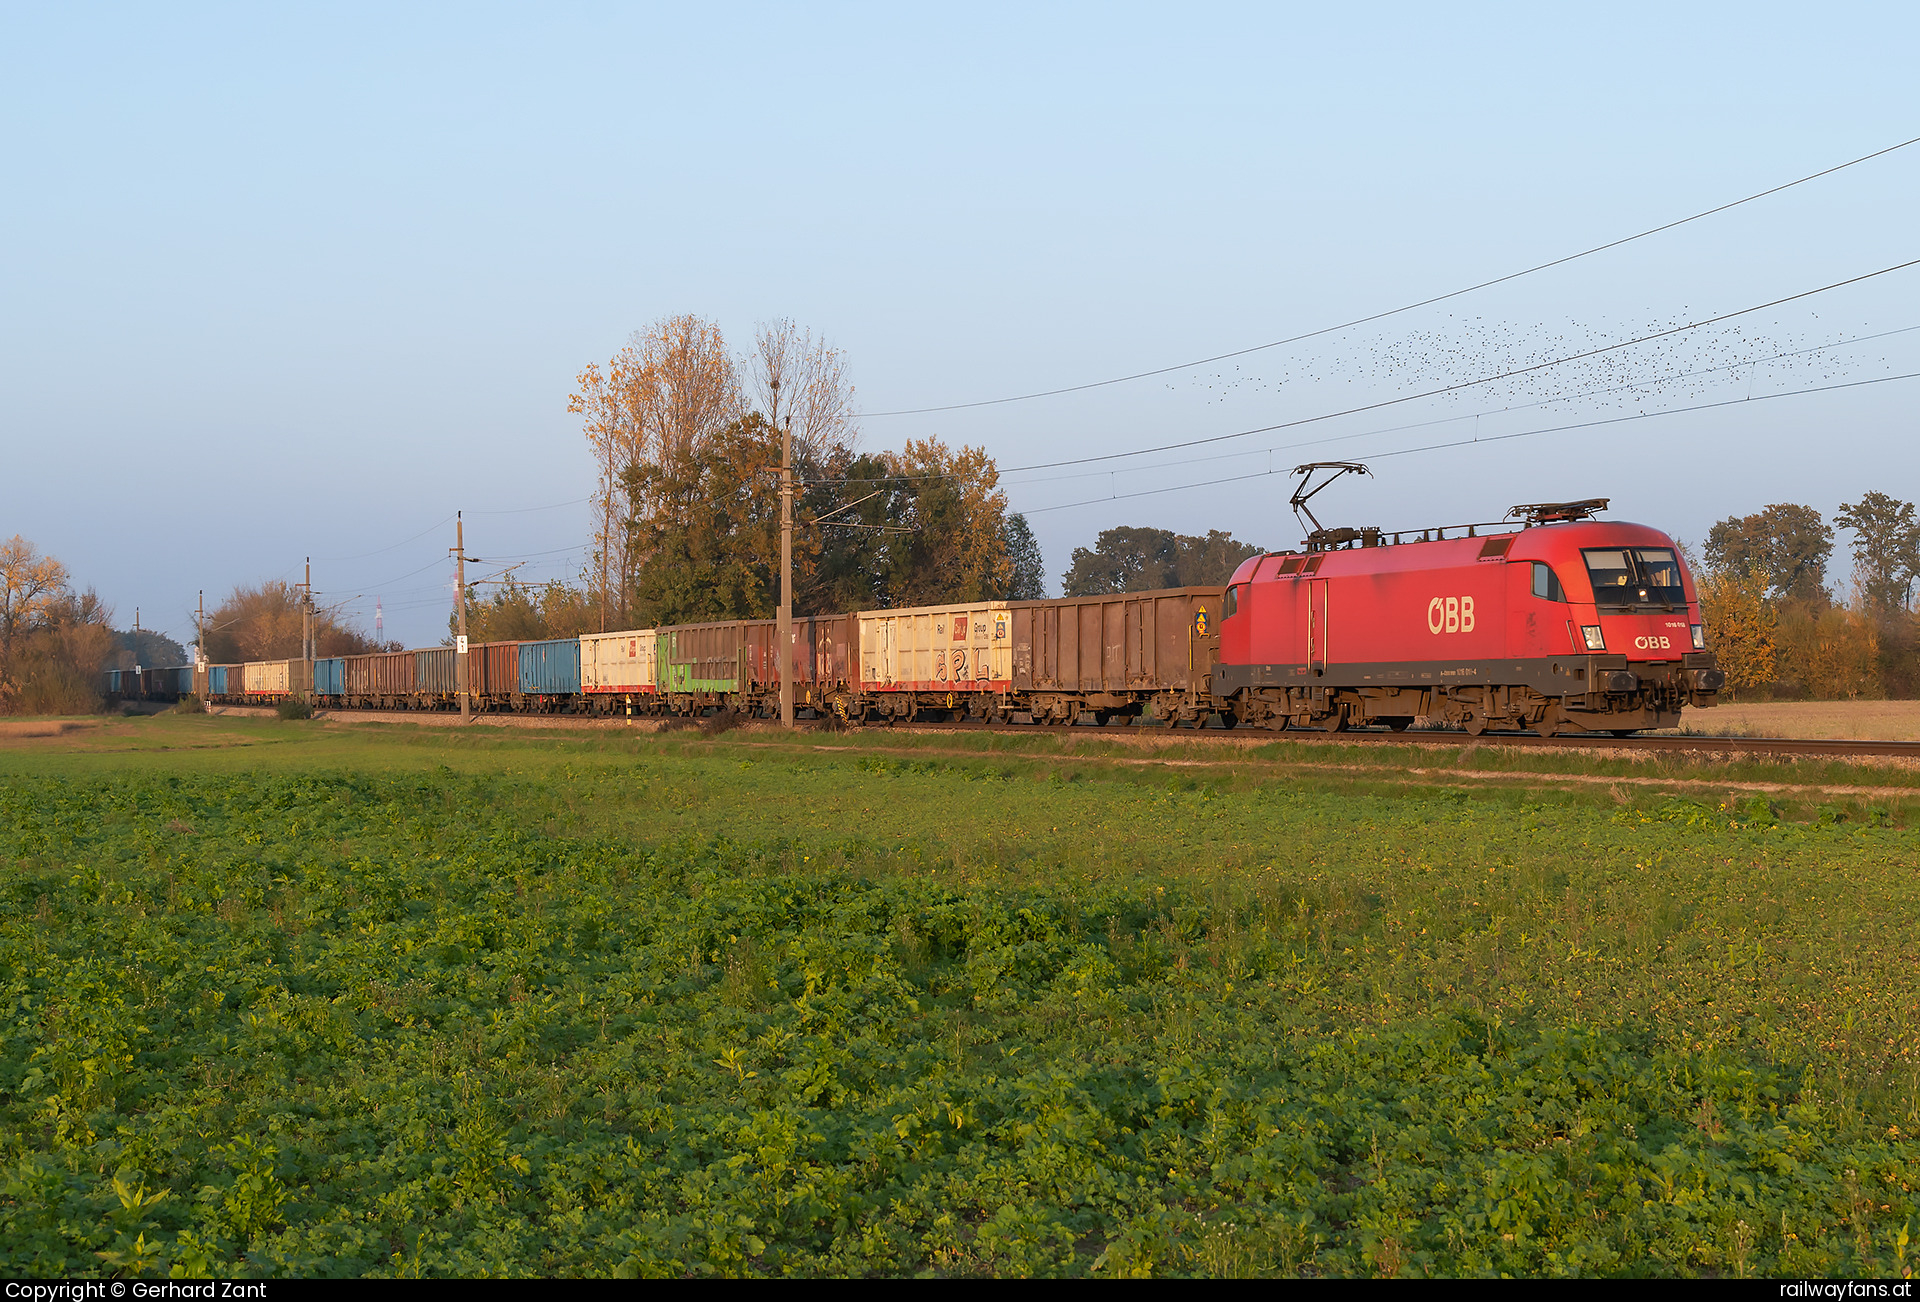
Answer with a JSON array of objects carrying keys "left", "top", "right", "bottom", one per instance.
[
  {"left": 453, "top": 513, "right": 471, "bottom": 723},
  {"left": 777, "top": 380, "right": 794, "bottom": 729},
  {"left": 303, "top": 557, "right": 314, "bottom": 703},
  {"left": 197, "top": 590, "right": 207, "bottom": 704}
]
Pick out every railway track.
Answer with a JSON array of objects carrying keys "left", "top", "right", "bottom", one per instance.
[
  {"left": 878, "top": 717, "right": 1920, "bottom": 761},
  {"left": 201, "top": 701, "right": 1920, "bottom": 763}
]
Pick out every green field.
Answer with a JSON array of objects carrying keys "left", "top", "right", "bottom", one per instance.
[{"left": 3, "top": 715, "right": 1918, "bottom": 1277}]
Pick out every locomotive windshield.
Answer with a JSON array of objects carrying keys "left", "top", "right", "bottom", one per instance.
[{"left": 1582, "top": 547, "right": 1686, "bottom": 606}]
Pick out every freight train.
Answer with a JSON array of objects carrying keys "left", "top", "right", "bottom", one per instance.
[{"left": 113, "top": 488, "right": 1725, "bottom": 736}]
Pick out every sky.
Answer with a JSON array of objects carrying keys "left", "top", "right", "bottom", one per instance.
[{"left": 3, "top": 2, "right": 1917, "bottom": 650}]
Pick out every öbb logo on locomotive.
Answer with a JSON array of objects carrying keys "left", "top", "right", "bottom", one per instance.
[{"left": 1426, "top": 595, "right": 1476, "bottom": 634}]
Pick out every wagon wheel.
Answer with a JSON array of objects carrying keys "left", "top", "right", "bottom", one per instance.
[
  {"left": 1463, "top": 713, "right": 1488, "bottom": 737},
  {"left": 1383, "top": 717, "right": 1413, "bottom": 732},
  {"left": 1535, "top": 713, "right": 1562, "bottom": 739},
  {"left": 1610, "top": 728, "right": 1639, "bottom": 737}
]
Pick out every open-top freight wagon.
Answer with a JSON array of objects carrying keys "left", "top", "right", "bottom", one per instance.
[
  {"left": 833, "top": 591, "right": 1221, "bottom": 725},
  {"left": 657, "top": 615, "right": 857, "bottom": 716}
]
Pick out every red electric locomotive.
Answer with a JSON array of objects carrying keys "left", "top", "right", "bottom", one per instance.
[{"left": 1212, "top": 465, "right": 1725, "bottom": 735}]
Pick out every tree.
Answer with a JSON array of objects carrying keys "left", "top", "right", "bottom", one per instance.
[
  {"left": 0, "top": 539, "right": 115, "bottom": 715},
  {"left": 1003, "top": 514, "right": 1047, "bottom": 600},
  {"left": 574, "top": 321, "right": 1022, "bottom": 622},
  {"left": 747, "top": 318, "right": 858, "bottom": 464},
  {"left": 1835, "top": 491, "right": 1920, "bottom": 614},
  {"left": 571, "top": 315, "right": 746, "bottom": 629},
  {"left": 1777, "top": 598, "right": 1882, "bottom": 700},
  {"left": 455, "top": 580, "right": 599, "bottom": 643},
  {"left": 883, "top": 438, "right": 1015, "bottom": 607},
  {"left": 801, "top": 449, "right": 902, "bottom": 614},
  {"left": 1694, "top": 566, "right": 1776, "bottom": 701},
  {"left": 0, "top": 535, "right": 69, "bottom": 662},
  {"left": 1061, "top": 527, "right": 1264, "bottom": 596},
  {"left": 626, "top": 413, "right": 822, "bottom": 626},
  {"left": 1702, "top": 504, "right": 1833, "bottom": 604},
  {"left": 203, "top": 582, "right": 379, "bottom": 663},
  {"left": 569, "top": 350, "right": 644, "bottom": 633},
  {"left": 111, "top": 629, "right": 188, "bottom": 672},
  {"left": 792, "top": 438, "right": 1025, "bottom": 612}
]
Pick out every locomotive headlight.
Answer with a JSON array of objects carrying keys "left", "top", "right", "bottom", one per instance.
[
  {"left": 1581, "top": 625, "right": 1606, "bottom": 651},
  {"left": 1690, "top": 624, "right": 1705, "bottom": 650}
]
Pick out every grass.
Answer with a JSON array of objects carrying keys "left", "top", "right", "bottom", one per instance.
[{"left": 1, "top": 714, "right": 1918, "bottom": 1277}]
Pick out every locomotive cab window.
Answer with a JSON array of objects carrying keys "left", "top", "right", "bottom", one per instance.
[
  {"left": 1632, "top": 549, "right": 1685, "bottom": 603},
  {"left": 1582, "top": 547, "right": 1686, "bottom": 607},
  {"left": 1531, "top": 562, "right": 1567, "bottom": 602},
  {"left": 1223, "top": 585, "right": 1239, "bottom": 620}
]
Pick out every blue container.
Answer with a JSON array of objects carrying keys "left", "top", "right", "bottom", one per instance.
[
  {"left": 107, "top": 669, "right": 122, "bottom": 694},
  {"left": 208, "top": 666, "right": 228, "bottom": 695},
  {"left": 314, "top": 658, "right": 345, "bottom": 696},
  {"left": 518, "top": 638, "right": 581, "bottom": 695}
]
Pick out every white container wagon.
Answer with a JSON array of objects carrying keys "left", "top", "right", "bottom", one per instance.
[{"left": 580, "top": 629, "right": 660, "bottom": 708}]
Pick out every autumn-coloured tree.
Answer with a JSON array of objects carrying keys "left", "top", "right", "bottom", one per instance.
[
  {"left": 629, "top": 314, "right": 744, "bottom": 460},
  {"left": 569, "top": 351, "right": 643, "bottom": 633},
  {"left": 0, "top": 535, "right": 69, "bottom": 662},
  {"left": 1776, "top": 596, "right": 1882, "bottom": 700},
  {"left": 571, "top": 315, "right": 745, "bottom": 629},
  {"left": 882, "top": 438, "right": 1015, "bottom": 607},
  {"left": 1694, "top": 565, "right": 1776, "bottom": 701},
  {"left": 573, "top": 319, "right": 1031, "bottom": 622},
  {"left": 0, "top": 537, "right": 116, "bottom": 714},
  {"left": 203, "top": 582, "right": 379, "bottom": 663}
]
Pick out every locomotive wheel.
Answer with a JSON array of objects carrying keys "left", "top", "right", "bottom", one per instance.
[
  {"left": 1319, "top": 710, "right": 1347, "bottom": 733},
  {"left": 1610, "top": 728, "right": 1639, "bottom": 737},
  {"left": 1383, "top": 717, "right": 1413, "bottom": 732}
]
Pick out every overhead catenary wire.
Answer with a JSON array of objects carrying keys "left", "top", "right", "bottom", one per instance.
[
  {"left": 316, "top": 514, "right": 456, "bottom": 564},
  {"left": 1018, "top": 368, "right": 1920, "bottom": 515},
  {"left": 1003, "top": 320, "right": 1920, "bottom": 489},
  {"left": 803, "top": 260, "right": 1920, "bottom": 490},
  {"left": 467, "top": 496, "right": 592, "bottom": 515},
  {"left": 859, "top": 133, "right": 1920, "bottom": 417},
  {"left": 1000, "top": 256, "right": 1920, "bottom": 475}
]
